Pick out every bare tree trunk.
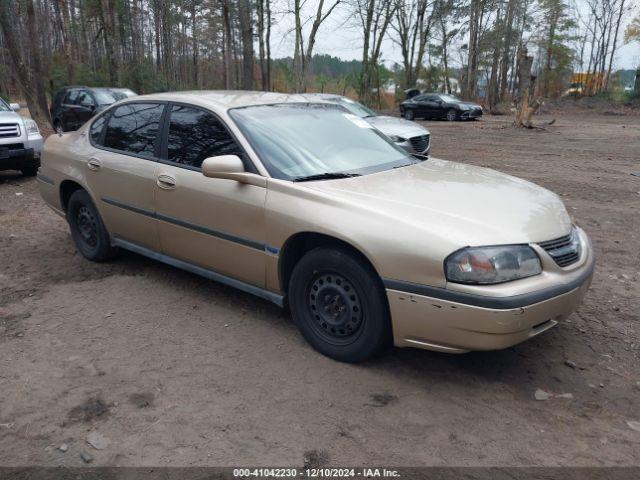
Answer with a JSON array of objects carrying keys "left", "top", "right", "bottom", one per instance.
[
  {"left": 257, "top": 0, "right": 267, "bottom": 90},
  {"left": 191, "top": 0, "right": 199, "bottom": 87},
  {"left": 0, "top": 0, "right": 51, "bottom": 127},
  {"left": 465, "top": 0, "right": 480, "bottom": 99},
  {"left": 238, "top": 0, "right": 254, "bottom": 90},
  {"left": 220, "top": 0, "right": 233, "bottom": 89},
  {"left": 265, "top": 0, "right": 271, "bottom": 91},
  {"left": 605, "top": 0, "right": 626, "bottom": 90}
]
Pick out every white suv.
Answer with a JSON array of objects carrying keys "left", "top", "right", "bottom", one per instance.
[{"left": 0, "top": 99, "right": 44, "bottom": 176}]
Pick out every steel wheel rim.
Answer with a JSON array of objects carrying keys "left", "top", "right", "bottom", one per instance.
[
  {"left": 76, "top": 206, "right": 98, "bottom": 248},
  {"left": 447, "top": 110, "right": 456, "bottom": 121},
  {"left": 307, "top": 272, "right": 364, "bottom": 345}
]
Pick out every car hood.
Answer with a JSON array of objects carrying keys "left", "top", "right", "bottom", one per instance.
[
  {"left": 366, "top": 115, "right": 429, "bottom": 138},
  {"left": 303, "top": 158, "right": 572, "bottom": 246},
  {"left": 0, "top": 111, "right": 22, "bottom": 123}
]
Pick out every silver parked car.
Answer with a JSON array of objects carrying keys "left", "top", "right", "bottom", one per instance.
[
  {"left": 302, "top": 93, "right": 431, "bottom": 155},
  {"left": 0, "top": 99, "right": 44, "bottom": 176}
]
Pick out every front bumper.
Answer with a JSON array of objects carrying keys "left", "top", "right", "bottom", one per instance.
[
  {"left": 0, "top": 146, "right": 39, "bottom": 171},
  {"left": 460, "top": 109, "right": 483, "bottom": 119},
  {"left": 387, "top": 246, "right": 594, "bottom": 353}
]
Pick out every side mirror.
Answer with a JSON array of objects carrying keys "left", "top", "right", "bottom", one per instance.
[
  {"left": 201, "top": 155, "right": 265, "bottom": 187},
  {"left": 9, "top": 103, "right": 20, "bottom": 112}
]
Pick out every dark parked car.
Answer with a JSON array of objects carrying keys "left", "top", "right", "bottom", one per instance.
[
  {"left": 107, "top": 88, "right": 137, "bottom": 101},
  {"left": 50, "top": 86, "right": 133, "bottom": 132},
  {"left": 400, "top": 93, "right": 483, "bottom": 121}
]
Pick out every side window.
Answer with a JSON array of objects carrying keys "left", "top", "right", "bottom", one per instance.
[
  {"left": 89, "top": 114, "right": 108, "bottom": 145},
  {"left": 103, "top": 103, "right": 164, "bottom": 157},
  {"left": 167, "top": 105, "right": 243, "bottom": 169},
  {"left": 76, "top": 91, "right": 95, "bottom": 107},
  {"left": 64, "top": 90, "right": 79, "bottom": 104},
  {"left": 414, "top": 95, "right": 428, "bottom": 101}
]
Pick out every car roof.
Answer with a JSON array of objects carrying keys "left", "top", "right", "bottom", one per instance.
[{"left": 121, "top": 90, "right": 335, "bottom": 111}]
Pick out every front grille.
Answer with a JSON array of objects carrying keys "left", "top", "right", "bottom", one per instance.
[
  {"left": 538, "top": 231, "right": 581, "bottom": 267},
  {"left": 0, "top": 123, "right": 20, "bottom": 138},
  {"left": 409, "top": 134, "right": 430, "bottom": 154}
]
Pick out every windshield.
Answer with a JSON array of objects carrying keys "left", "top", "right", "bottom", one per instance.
[
  {"left": 93, "top": 90, "right": 117, "bottom": 105},
  {"left": 335, "top": 98, "right": 377, "bottom": 118},
  {"left": 440, "top": 94, "right": 461, "bottom": 102},
  {"left": 230, "top": 104, "right": 413, "bottom": 180},
  {"left": 0, "top": 99, "right": 10, "bottom": 112}
]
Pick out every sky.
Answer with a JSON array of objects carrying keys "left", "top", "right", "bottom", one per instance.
[{"left": 268, "top": 2, "right": 640, "bottom": 72}]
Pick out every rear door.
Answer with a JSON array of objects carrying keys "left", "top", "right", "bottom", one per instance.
[
  {"left": 61, "top": 90, "right": 79, "bottom": 131},
  {"left": 84, "top": 102, "right": 165, "bottom": 251},
  {"left": 154, "top": 103, "right": 267, "bottom": 287},
  {"left": 412, "top": 95, "right": 430, "bottom": 117},
  {"left": 74, "top": 90, "right": 98, "bottom": 128},
  {"left": 422, "top": 95, "right": 441, "bottom": 117}
]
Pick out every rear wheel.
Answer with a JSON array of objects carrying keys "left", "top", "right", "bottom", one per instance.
[
  {"left": 67, "top": 189, "right": 118, "bottom": 262},
  {"left": 404, "top": 109, "right": 415, "bottom": 121},
  {"left": 446, "top": 109, "right": 458, "bottom": 121},
  {"left": 288, "top": 247, "right": 391, "bottom": 362}
]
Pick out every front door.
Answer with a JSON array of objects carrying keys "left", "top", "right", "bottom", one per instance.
[
  {"left": 154, "top": 104, "right": 267, "bottom": 287},
  {"left": 84, "top": 102, "right": 165, "bottom": 252}
]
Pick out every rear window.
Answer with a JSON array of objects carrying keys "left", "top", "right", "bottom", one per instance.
[
  {"left": 93, "top": 90, "right": 117, "bottom": 105},
  {"left": 103, "top": 103, "right": 164, "bottom": 158}
]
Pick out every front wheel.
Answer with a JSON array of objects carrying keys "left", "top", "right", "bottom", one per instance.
[
  {"left": 288, "top": 247, "right": 391, "bottom": 362},
  {"left": 404, "top": 109, "right": 415, "bottom": 121},
  {"left": 446, "top": 109, "right": 458, "bottom": 121},
  {"left": 67, "top": 189, "right": 118, "bottom": 262}
]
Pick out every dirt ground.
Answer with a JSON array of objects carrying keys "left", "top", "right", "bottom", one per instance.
[{"left": 0, "top": 109, "right": 639, "bottom": 468}]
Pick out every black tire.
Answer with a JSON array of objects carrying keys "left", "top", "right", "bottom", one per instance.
[
  {"left": 66, "top": 189, "right": 117, "bottom": 262},
  {"left": 288, "top": 247, "right": 391, "bottom": 362},
  {"left": 404, "top": 109, "right": 415, "bottom": 121},
  {"left": 54, "top": 119, "right": 63, "bottom": 134},
  {"left": 446, "top": 109, "right": 458, "bottom": 121},
  {"left": 21, "top": 165, "right": 38, "bottom": 177}
]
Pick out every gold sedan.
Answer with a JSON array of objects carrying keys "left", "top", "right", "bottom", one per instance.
[{"left": 37, "top": 91, "right": 594, "bottom": 362}]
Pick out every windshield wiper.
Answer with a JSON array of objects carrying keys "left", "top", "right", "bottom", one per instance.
[{"left": 292, "top": 172, "right": 362, "bottom": 182}]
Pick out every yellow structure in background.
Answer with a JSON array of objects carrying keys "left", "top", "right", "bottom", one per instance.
[{"left": 566, "top": 72, "right": 607, "bottom": 96}]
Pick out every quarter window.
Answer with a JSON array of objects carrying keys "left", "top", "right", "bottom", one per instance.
[
  {"left": 103, "top": 103, "right": 164, "bottom": 157},
  {"left": 167, "top": 105, "right": 243, "bottom": 169},
  {"left": 90, "top": 114, "right": 107, "bottom": 145}
]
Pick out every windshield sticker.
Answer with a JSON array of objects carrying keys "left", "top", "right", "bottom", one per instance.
[{"left": 343, "top": 113, "right": 373, "bottom": 128}]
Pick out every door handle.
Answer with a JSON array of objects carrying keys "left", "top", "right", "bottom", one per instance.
[
  {"left": 157, "top": 174, "right": 176, "bottom": 190},
  {"left": 87, "top": 157, "right": 101, "bottom": 171}
]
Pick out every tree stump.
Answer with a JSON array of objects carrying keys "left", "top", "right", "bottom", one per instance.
[{"left": 514, "top": 45, "right": 541, "bottom": 128}]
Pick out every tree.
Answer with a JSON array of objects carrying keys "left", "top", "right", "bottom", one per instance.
[
  {"left": 390, "top": 0, "right": 433, "bottom": 89},
  {"left": 0, "top": 0, "right": 51, "bottom": 127},
  {"left": 352, "top": 0, "right": 396, "bottom": 106},
  {"left": 513, "top": 44, "right": 541, "bottom": 127},
  {"left": 292, "top": 0, "right": 341, "bottom": 92},
  {"left": 238, "top": 0, "right": 254, "bottom": 89}
]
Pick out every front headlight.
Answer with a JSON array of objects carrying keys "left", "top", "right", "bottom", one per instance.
[
  {"left": 445, "top": 245, "right": 541, "bottom": 284},
  {"left": 24, "top": 119, "right": 40, "bottom": 135},
  {"left": 389, "top": 135, "right": 406, "bottom": 143}
]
